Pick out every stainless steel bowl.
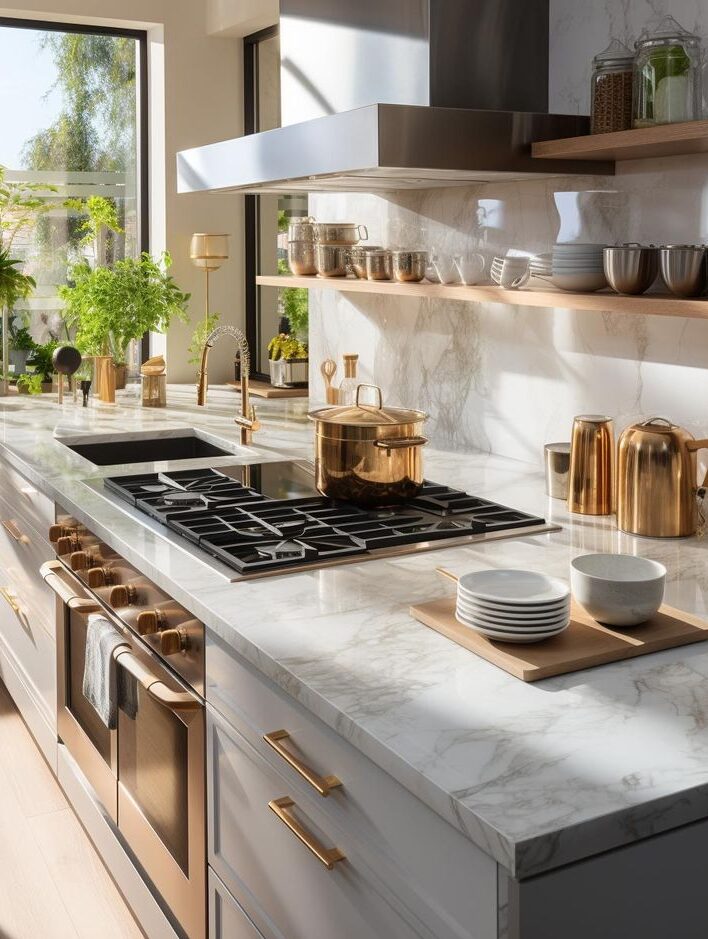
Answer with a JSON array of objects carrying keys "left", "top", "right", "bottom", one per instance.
[
  {"left": 315, "top": 244, "right": 349, "bottom": 277},
  {"left": 603, "top": 244, "right": 658, "bottom": 295},
  {"left": 347, "top": 245, "right": 383, "bottom": 279},
  {"left": 366, "top": 249, "right": 393, "bottom": 281},
  {"left": 660, "top": 245, "right": 708, "bottom": 297},
  {"left": 313, "top": 222, "right": 368, "bottom": 246},
  {"left": 391, "top": 250, "right": 428, "bottom": 283},
  {"left": 287, "top": 240, "right": 317, "bottom": 276},
  {"left": 288, "top": 217, "right": 316, "bottom": 242}
]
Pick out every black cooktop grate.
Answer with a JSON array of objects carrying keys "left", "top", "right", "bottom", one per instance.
[{"left": 104, "top": 467, "right": 546, "bottom": 575}]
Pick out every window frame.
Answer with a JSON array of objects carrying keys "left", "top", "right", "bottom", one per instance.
[
  {"left": 0, "top": 15, "right": 150, "bottom": 361},
  {"left": 243, "top": 24, "right": 279, "bottom": 383}
]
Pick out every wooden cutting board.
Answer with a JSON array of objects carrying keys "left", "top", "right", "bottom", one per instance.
[
  {"left": 410, "top": 596, "right": 708, "bottom": 682},
  {"left": 226, "top": 379, "right": 308, "bottom": 399}
]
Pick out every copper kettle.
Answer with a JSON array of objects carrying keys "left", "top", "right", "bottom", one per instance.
[{"left": 617, "top": 417, "right": 708, "bottom": 537}]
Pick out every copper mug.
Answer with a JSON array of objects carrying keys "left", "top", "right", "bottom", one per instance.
[{"left": 568, "top": 415, "right": 615, "bottom": 515}]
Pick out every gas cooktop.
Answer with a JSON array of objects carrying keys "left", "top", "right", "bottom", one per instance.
[{"left": 104, "top": 461, "right": 553, "bottom": 579}]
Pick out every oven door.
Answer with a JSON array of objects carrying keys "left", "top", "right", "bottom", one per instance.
[
  {"left": 116, "top": 643, "right": 206, "bottom": 939},
  {"left": 43, "top": 560, "right": 119, "bottom": 818},
  {"left": 42, "top": 561, "right": 206, "bottom": 939}
]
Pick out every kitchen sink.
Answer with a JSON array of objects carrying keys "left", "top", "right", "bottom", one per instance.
[{"left": 59, "top": 429, "right": 234, "bottom": 466}]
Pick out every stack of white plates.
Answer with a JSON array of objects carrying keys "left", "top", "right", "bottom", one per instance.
[
  {"left": 455, "top": 569, "right": 571, "bottom": 643},
  {"left": 529, "top": 252, "right": 552, "bottom": 279},
  {"left": 551, "top": 243, "right": 608, "bottom": 292}
]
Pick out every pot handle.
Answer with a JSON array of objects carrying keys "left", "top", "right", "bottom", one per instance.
[
  {"left": 355, "top": 383, "right": 383, "bottom": 409},
  {"left": 357, "top": 225, "right": 369, "bottom": 241},
  {"left": 373, "top": 436, "right": 428, "bottom": 451}
]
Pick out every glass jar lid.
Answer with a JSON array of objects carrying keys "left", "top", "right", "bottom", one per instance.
[
  {"left": 635, "top": 15, "right": 701, "bottom": 50},
  {"left": 593, "top": 37, "right": 634, "bottom": 69}
]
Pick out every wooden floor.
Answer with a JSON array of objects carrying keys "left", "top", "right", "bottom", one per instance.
[{"left": 0, "top": 682, "right": 144, "bottom": 939}]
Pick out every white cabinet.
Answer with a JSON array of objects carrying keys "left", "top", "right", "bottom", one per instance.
[
  {"left": 209, "top": 868, "right": 264, "bottom": 939},
  {"left": 207, "top": 631, "right": 498, "bottom": 939},
  {"left": 208, "top": 705, "right": 441, "bottom": 939},
  {"left": 0, "top": 470, "right": 56, "bottom": 768}
]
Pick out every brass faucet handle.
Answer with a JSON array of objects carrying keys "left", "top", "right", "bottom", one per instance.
[{"left": 250, "top": 404, "right": 261, "bottom": 431}]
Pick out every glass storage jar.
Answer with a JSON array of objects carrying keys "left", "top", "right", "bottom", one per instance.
[
  {"left": 590, "top": 39, "right": 634, "bottom": 134},
  {"left": 633, "top": 16, "right": 703, "bottom": 127}
]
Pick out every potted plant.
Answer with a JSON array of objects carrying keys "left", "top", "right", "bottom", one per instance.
[
  {"left": 60, "top": 251, "right": 189, "bottom": 387},
  {"left": 267, "top": 333, "right": 309, "bottom": 388},
  {"left": 16, "top": 372, "right": 45, "bottom": 395},
  {"left": 25, "top": 339, "right": 58, "bottom": 393},
  {"left": 8, "top": 319, "right": 36, "bottom": 375}
]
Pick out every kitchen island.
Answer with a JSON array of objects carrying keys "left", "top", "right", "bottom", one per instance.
[{"left": 2, "top": 387, "right": 708, "bottom": 939}]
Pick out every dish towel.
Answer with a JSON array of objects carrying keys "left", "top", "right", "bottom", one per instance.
[{"left": 82, "top": 614, "right": 130, "bottom": 729}]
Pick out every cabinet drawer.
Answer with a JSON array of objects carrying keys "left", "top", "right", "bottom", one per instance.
[
  {"left": 0, "top": 561, "right": 56, "bottom": 729},
  {"left": 0, "top": 495, "right": 54, "bottom": 633},
  {"left": 0, "top": 494, "right": 54, "bottom": 635},
  {"left": 209, "top": 868, "right": 264, "bottom": 939},
  {"left": 208, "top": 706, "right": 429, "bottom": 939},
  {"left": 0, "top": 460, "right": 54, "bottom": 538},
  {"left": 207, "top": 632, "right": 497, "bottom": 939}
]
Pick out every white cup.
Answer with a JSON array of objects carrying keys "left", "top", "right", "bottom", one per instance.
[
  {"left": 453, "top": 253, "right": 485, "bottom": 285},
  {"left": 431, "top": 253, "right": 459, "bottom": 284},
  {"left": 491, "top": 257, "right": 531, "bottom": 289}
]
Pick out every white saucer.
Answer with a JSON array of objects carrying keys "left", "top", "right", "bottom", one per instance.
[{"left": 457, "top": 570, "right": 570, "bottom": 605}]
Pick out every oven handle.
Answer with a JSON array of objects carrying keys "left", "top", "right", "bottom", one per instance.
[
  {"left": 114, "top": 648, "right": 202, "bottom": 712},
  {"left": 40, "top": 560, "right": 102, "bottom": 613}
]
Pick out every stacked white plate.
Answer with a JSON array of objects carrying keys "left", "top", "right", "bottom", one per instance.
[
  {"left": 455, "top": 569, "right": 571, "bottom": 643},
  {"left": 551, "top": 243, "right": 608, "bottom": 292},
  {"left": 529, "top": 252, "right": 552, "bottom": 279}
]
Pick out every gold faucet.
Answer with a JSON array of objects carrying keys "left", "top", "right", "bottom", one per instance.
[{"left": 197, "top": 324, "right": 260, "bottom": 445}]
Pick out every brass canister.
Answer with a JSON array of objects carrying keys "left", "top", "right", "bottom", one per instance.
[
  {"left": 568, "top": 415, "right": 615, "bottom": 515},
  {"left": 617, "top": 417, "right": 708, "bottom": 537}
]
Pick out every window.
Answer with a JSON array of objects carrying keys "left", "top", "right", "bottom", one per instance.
[
  {"left": 244, "top": 26, "right": 308, "bottom": 382},
  {"left": 0, "top": 18, "right": 147, "bottom": 387}
]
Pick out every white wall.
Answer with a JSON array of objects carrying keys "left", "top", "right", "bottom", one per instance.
[
  {"left": 308, "top": 0, "right": 708, "bottom": 466},
  {"left": 0, "top": 0, "right": 244, "bottom": 383}
]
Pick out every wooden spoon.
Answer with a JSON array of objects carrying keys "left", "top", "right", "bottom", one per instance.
[{"left": 320, "top": 359, "right": 337, "bottom": 404}]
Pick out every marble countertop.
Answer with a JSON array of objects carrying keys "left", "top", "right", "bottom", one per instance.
[{"left": 5, "top": 385, "right": 708, "bottom": 879}]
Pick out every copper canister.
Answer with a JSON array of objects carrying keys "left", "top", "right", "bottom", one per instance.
[
  {"left": 568, "top": 415, "right": 615, "bottom": 515},
  {"left": 617, "top": 417, "right": 708, "bottom": 536}
]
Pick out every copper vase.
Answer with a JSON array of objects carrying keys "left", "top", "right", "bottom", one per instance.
[{"left": 568, "top": 415, "right": 615, "bottom": 515}]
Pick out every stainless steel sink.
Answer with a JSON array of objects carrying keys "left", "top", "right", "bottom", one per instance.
[{"left": 58, "top": 429, "right": 236, "bottom": 466}]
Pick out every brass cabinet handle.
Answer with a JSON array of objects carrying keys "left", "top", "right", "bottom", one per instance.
[
  {"left": 264, "top": 730, "right": 342, "bottom": 797},
  {"left": 268, "top": 797, "right": 345, "bottom": 870},
  {"left": 0, "top": 586, "right": 21, "bottom": 614},
  {"left": 2, "top": 519, "right": 28, "bottom": 543}
]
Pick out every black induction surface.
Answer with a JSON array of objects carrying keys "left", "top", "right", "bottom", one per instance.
[{"left": 104, "top": 461, "right": 547, "bottom": 577}]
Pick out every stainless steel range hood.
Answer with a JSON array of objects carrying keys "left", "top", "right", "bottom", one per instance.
[{"left": 177, "top": 0, "right": 612, "bottom": 196}]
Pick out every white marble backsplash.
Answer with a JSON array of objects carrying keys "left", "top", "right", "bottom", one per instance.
[{"left": 307, "top": 1, "right": 708, "bottom": 466}]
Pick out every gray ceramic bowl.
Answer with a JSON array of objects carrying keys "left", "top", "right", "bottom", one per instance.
[{"left": 570, "top": 553, "right": 666, "bottom": 626}]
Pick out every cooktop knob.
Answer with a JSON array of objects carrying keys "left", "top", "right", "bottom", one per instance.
[
  {"left": 87, "top": 567, "right": 113, "bottom": 588},
  {"left": 55, "top": 536, "right": 74, "bottom": 556},
  {"left": 160, "top": 627, "right": 188, "bottom": 655},
  {"left": 48, "top": 524, "right": 65, "bottom": 543},
  {"left": 136, "top": 609, "right": 166, "bottom": 636},
  {"left": 109, "top": 584, "right": 138, "bottom": 607},
  {"left": 69, "top": 551, "right": 95, "bottom": 572}
]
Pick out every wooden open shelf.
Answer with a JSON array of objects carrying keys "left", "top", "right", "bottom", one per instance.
[
  {"left": 257, "top": 274, "right": 708, "bottom": 321},
  {"left": 532, "top": 119, "right": 708, "bottom": 163}
]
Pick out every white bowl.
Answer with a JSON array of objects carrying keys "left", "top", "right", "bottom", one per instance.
[
  {"left": 455, "top": 614, "right": 569, "bottom": 643},
  {"left": 552, "top": 259, "right": 606, "bottom": 268},
  {"left": 553, "top": 243, "right": 606, "bottom": 253},
  {"left": 570, "top": 553, "right": 666, "bottom": 626},
  {"left": 551, "top": 272, "right": 608, "bottom": 292},
  {"left": 457, "top": 569, "right": 570, "bottom": 604}
]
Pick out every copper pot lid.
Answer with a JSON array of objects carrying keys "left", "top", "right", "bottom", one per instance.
[{"left": 308, "top": 383, "right": 427, "bottom": 427}]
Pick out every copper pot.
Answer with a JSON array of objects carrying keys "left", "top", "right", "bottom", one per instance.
[
  {"left": 617, "top": 417, "right": 708, "bottom": 537},
  {"left": 308, "top": 384, "right": 428, "bottom": 506}
]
